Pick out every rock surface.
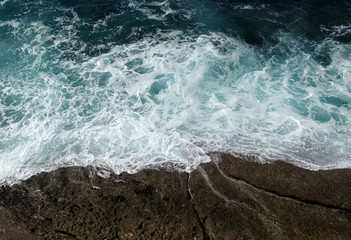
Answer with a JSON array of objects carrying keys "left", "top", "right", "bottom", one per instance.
[
  {"left": 1, "top": 153, "right": 351, "bottom": 239},
  {"left": 217, "top": 152, "right": 351, "bottom": 211},
  {"left": 0, "top": 207, "right": 38, "bottom": 240}
]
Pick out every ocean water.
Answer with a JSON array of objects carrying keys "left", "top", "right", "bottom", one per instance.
[{"left": 1, "top": 0, "right": 351, "bottom": 184}]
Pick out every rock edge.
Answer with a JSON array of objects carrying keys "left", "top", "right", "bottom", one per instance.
[{"left": 1, "top": 152, "right": 351, "bottom": 240}]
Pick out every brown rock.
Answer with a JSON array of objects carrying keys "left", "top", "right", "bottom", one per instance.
[
  {"left": 217, "top": 152, "right": 351, "bottom": 211},
  {"left": 0, "top": 167, "right": 203, "bottom": 240},
  {"left": 189, "top": 161, "right": 351, "bottom": 240},
  {"left": 1, "top": 153, "right": 351, "bottom": 239},
  {"left": 0, "top": 207, "right": 38, "bottom": 240}
]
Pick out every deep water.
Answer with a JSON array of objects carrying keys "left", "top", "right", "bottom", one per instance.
[{"left": 1, "top": 0, "right": 351, "bottom": 184}]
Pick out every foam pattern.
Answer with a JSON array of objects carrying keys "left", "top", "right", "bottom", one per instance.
[{"left": 1, "top": 0, "right": 351, "bottom": 184}]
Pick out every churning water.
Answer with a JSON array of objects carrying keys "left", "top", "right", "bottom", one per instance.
[{"left": 1, "top": 0, "right": 351, "bottom": 184}]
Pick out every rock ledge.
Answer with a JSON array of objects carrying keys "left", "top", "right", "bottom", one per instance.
[{"left": 1, "top": 153, "right": 351, "bottom": 239}]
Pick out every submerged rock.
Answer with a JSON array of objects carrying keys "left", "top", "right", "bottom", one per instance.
[{"left": 1, "top": 154, "right": 351, "bottom": 239}]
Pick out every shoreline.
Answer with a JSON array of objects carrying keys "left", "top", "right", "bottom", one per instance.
[{"left": 1, "top": 152, "right": 351, "bottom": 239}]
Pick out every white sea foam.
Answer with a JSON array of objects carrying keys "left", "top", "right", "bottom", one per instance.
[
  {"left": 232, "top": 3, "right": 267, "bottom": 10},
  {"left": 129, "top": 0, "right": 193, "bottom": 21},
  {"left": 1, "top": 7, "right": 351, "bottom": 185},
  {"left": 321, "top": 24, "right": 351, "bottom": 37},
  {"left": 0, "top": 0, "right": 9, "bottom": 7}
]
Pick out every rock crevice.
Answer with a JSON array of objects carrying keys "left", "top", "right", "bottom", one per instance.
[
  {"left": 214, "top": 158, "right": 351, "bottom": 214},
  {"left": 1, "top": 154, "right": 351, "bottom": 239},
  {"left": 186, "top": 174, "right": 210, "bottom": 240}
]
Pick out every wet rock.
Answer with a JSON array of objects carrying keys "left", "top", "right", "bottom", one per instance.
[
  {"left": 189, "top": 161, "right": 351, "bottom": 240},
  {"left": 0, "top": 207, "right": 38, "bottom": 240},
  {"left": 1, "top": 154, "right": 351, "bottom": 239},
  {"left": 0, "top": 167, "right": 202, "bottom": 240},
  {"left": 217, "top": 152, "right": 351, "bottom": 211}
]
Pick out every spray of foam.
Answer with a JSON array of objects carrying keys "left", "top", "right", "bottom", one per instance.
[
  {"left": 1, "top": 4, "right": 351, "bottom": 185},
  {"left": 0, "top": 0, "right": 9, "bottom": 7}
]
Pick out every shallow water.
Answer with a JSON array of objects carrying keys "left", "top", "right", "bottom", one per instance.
[{"left": 1, "top": 0, "right": 351, "bottom": 184}]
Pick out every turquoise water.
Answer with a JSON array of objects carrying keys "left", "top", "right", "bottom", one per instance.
[{"left": 1, "top": 0, "right": 351, "bottom": 184}]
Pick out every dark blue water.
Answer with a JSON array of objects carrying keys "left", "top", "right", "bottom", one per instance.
[{"left": 1, "top": 0, "right": 351, "bottom": 184}]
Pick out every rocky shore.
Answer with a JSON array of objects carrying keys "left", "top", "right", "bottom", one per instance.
[{"left": 1, "top": 153, "right": 351, "bottom": 239}]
